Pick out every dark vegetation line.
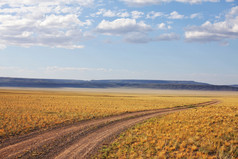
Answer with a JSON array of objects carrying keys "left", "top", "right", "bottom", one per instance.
[{"left": 0, "top": 77, "right": 238, "bottom": 91}]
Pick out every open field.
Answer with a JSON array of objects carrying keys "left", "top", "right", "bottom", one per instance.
[
  {"left": 96, "top": 96, "right": 238, "bottom": 159},
  {"left": 0, "top": 88, "right": 237, "bottom": 158},
  {"left": 0, "top": 98, "right": 218, "bottom": 158},
  {"left": 0, "top": 88, "right": 215, "bottom": 141}
]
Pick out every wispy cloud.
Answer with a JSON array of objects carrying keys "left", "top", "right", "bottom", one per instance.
[
  {"left": 190, "top": 13, "right": 202, "bottom": 19},
  {"left": 124, "top": 32, "right": 180, "bottom": 43},
  {"left": 146, "top": 11, "right": 164, "bottom": 19}
]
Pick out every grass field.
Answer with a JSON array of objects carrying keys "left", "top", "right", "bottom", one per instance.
[
  {"left": 96, "top": 96, "right": 238, "bottom": 159},
  {"left": 0, "top": 88, "right": 212, "bottom": 141},
  {"left": 0, "top": 88, "right": 237, "bottom": 158}
]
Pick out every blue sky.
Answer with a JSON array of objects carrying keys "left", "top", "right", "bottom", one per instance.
[{"left": 0, "top": 0, "right": 237, "bottom": 85}]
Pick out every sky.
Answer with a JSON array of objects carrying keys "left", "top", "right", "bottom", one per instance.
[{"left": 0, "top": 0, "right": 238, "bottom": 85}]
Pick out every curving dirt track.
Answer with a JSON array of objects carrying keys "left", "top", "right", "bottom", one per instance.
[{"left": 0, "top": 100, "right": 219, "bottom": 159}]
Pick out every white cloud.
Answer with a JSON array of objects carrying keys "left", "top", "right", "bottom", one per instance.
[
  {"left": 96, "top": 18, "right": 152, "bottom": 35},
  {"left": 190, "top": 13, "right": 202, "bottom": 19},
  {"left": 96, "top": 18, "right": 180, "bottom": 44},
  {"left": 131, "top": 11, "right": 144, "bottom": 19},
  {"left": 39, "top": 14, "right": 90, "bottom": 29},
  {"left": 0, "top": 13, "right": 87, "bottom": 49},
  {"left": 226, "top": 0, "right": 234, "bottom": 2},
  {"left": 117, "top": 12, "right": 130, "bottom": 18},
  {"left": 185, "top": 6, "right": 238, "bottom": 43},
  {"left": 176, "top": 0, "right": 219, "bottom": 3},
  {"left": 93, "top": 9, "right": 105, "bottom": 17},
  {"left": 121, "top": 0, "right": 219, "bottom": 6},
  {"left": 168, "top": 11, "right": 184, "bottom": 19},
  {"left": 228, "top": 6, "right": 238, "bottom": 17},
  {"left": 146, "top": 11, "right": 164, "bottom": 19},
  {"left": 158, "top": 23, "right": 166, "bottom": 30},
  {"left": 0, "top": 1, "right": 94, "bottom": 49},
  {"left": 92, "top": 8, "right": 129, "bottom": 18},
  {"left": 0, "top": 0, "right": 94, "bottom": 7},
  {"left": 158, "top": 23, "right": 172, "bottom": 30},
  {"left": 103, "top": 10, "right": 116, "bottom": 17},
  {"left": 0, "top": 44, "right": 6, "bottom": 50}
]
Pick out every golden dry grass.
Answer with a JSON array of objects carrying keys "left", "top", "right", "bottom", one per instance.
[
  {"left": 0, "top": 89, "right": 211, "bottom": 140},
  {"left": 96, "top": 96, "right": 238, "bottom": 159}
]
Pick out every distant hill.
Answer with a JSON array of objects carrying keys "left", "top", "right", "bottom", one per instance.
[
  {"left": 91, "top": 80, "right": 209, "bottom": 85},
  {"left": 0, "top": 77, "right": 238, "bottom": 91},
  {"left": 231, "top": 85, "right": 238, "bottom": 87}
]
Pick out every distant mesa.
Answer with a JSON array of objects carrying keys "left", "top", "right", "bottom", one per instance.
[{"left": 0, "top": 77, "right": 238, "bottom": 91}]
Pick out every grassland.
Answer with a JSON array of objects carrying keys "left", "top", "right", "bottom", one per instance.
[
  {"left": 96, "top": 96, "right": 238, "bottom": 159},
  {"left": 1, "top": 88, "right": 237, "bottom": 158},
  {"left": 0, "top": 88, "right": 211, "bottom": 141}
]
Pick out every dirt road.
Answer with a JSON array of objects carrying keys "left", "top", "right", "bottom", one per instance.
[{"left": 0, "top": 100, "right": 219, "bottom": 159}]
